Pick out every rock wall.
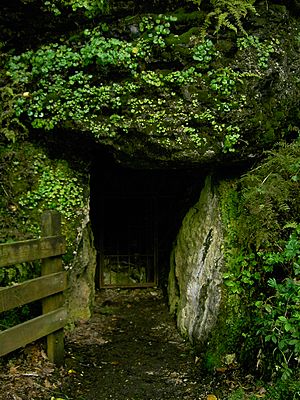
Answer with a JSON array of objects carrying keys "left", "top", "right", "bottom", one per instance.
[
  {"left": 168, "top": 176, "right": 224, "bottom": 345},
  {"left": 67, "top": 202, "right": 97, "bottom": 322}
]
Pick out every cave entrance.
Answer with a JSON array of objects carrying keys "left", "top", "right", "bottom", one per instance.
[{"left": 91, "top": 160, "right": 204, "bottom": 290}]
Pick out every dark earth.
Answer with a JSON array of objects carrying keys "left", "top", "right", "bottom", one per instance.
[{"left": 0, "top": 289, "right": 263, "bottom": 400}]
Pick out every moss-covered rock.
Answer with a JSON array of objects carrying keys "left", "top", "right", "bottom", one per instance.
[
  {"left": 176, "top": 142, "right": 300, "bottom": 374},
  {"left": 67, "top": 212, "right": 97, "bottom": 321},
  {"left": 2, "top": 1, "right": 300, "bottom": 168},
  {"left": 168, "top": 176, "right": 224, "bottom": 345}
]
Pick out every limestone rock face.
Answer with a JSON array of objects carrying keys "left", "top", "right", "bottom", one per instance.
[
  {"left": 67, "top": 203, "right": 97, "bottom": 321},
  {"left": 168, "top": 176, "right": 224, "bottom": 344}
]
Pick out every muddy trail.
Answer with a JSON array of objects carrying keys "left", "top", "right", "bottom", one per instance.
[
  {"left": 64, "top": 288, "right": 203, "bottom": 400},
  {"left": 62, "top": 289, "right": 239, "bottom": 400},
  {"left": 0, "top": 289, "right": 257, "bottom": 400}
]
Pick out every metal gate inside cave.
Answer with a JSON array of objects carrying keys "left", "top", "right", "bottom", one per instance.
[{"left": 98, "top": 195, "right": 158, "bottom": 288}]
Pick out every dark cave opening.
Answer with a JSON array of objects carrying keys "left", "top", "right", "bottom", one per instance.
[
  {"left": 27, "top": 128, "right": 207, "bottom": 291},
  {"left": 90, "top": 160, "right": 205, "bottom": 291},
  {"left": 28, "top": 129, "right": 249, "bottom": 292}
]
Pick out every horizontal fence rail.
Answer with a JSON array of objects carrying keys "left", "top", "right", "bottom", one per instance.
[
  {"left": 0, "top": 210, "right": 67, "bottom": 365},
  {"left": 0, "top": 307, "right": 67, "bottom": 357},
  {"left": 0, "top": 271, "right": 67, "bottom": 313},
  {"left": 0, "top": 235, "right": 66, "bottom": 267}
]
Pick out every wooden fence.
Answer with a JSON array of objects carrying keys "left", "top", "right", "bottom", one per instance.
[{"left": 0, "top": 210, "right": 68, "bottom": 365}]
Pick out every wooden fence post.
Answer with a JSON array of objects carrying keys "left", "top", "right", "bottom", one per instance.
[{"left": 41, "top": 210, "right": 65, "bottom": 366}]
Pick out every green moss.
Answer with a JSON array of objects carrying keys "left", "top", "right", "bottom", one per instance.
[
  {"left": 216, "top": 39, "right": 234, "bottom": 53},
  {"left": 165, "top": 27, "right": 202, "bottom": 46},
  {"left": 202, "top": 285, "right": 246, "bottom": 371},
  {"left": 173, "top": 9, "right": 206, "bottom": 23}
]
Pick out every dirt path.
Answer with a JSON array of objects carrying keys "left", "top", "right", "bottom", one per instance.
[
  {"left": 0, "top": 289, "right": 256, "bottom": 400},
  {"left": 64, "top": 288, "right": 204, "bottom": 399},
  {"left": 62, "top": 288, "right": 222, "bottom": 400}
]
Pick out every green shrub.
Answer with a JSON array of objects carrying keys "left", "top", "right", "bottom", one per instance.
[{"left": 219, "top": 140, "right": 300, "bottom": 379}]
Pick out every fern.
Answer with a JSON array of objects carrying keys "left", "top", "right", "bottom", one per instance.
[
  {"left": 189, "top": 0, "right": 257, "bottom": 36},
  {"left": 238, "top": 140, "right": 300, "bottom": 251},
  {"left": 214, "top": 9, "right": 238, "bottom": 34}
]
